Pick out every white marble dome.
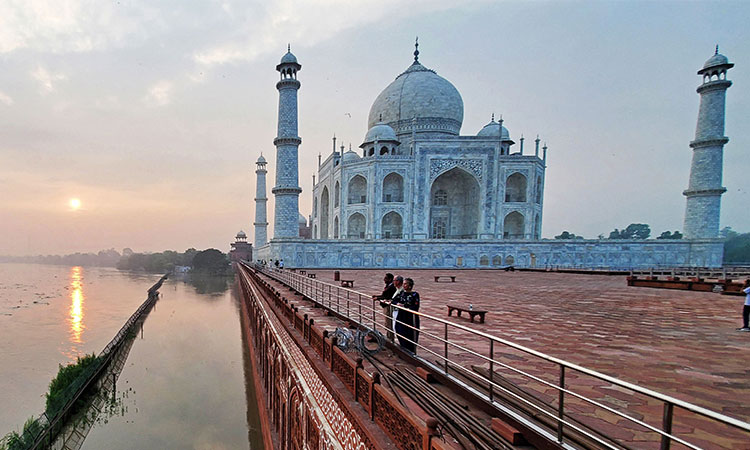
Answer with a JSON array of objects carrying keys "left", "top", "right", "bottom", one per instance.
[
  {"left": 363, "top": 122, "right": 398, "bottom": 144},
  {"left": 298, "top": 213, "right": 307, "bottom": 225},
  {"left": 343, "top": 150, "right": 361, "bottom": 163},
  {"left": 477, "top": 120, "right": 510, "bottom": 139},
  {"left": 280, "top": 51, "right": 298, "bottom": 65},
  {"left": 702, "top": 52, "right": 729, "bottom": 70},
  {"left": 367, "top": 61, "right": 463, "bottom": 136}
]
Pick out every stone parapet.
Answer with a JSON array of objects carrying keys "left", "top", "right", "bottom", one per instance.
[{"left": 257, "top": 238, "right": 724, "bottom": 269}]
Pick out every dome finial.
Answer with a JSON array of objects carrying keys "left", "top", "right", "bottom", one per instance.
[
  {"left": 413, "top": 36, "right": 420, "bottom": 63},
  {"left": 288, "top": 43, "right": 291, "bottom": 52},
  {"left": 491, "top": 113, "right": 494, "bottom": 122},
  {"left": 715, "top": 44, "right": 719, "bottom": 55},
  {"left": 379, "top": 113, "right": 383, "bottom": 122}
]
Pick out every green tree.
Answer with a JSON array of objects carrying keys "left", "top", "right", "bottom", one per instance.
[
  {"left": 657, "top": 230, "right": 683, "bottom": 240},
  {"left": 554, "top": 231, "right": 584, "bottom": 239},
  {"left": 608, "top": 223, "right": 650, "bottom": 239},
  {"left": 720, "top": 226, "right": 739, "bottom": 240},
  {"left": 724, "top": 233, "right": 750, "bottom": 263},
  {"left": 192, "top": 249, "right": 229, "bottom": 273}
]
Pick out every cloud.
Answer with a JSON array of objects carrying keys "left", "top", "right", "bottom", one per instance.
[
  {"left": 0, "top": 0, "right": 162, "bottom": 54},
  {"left": 144, "top": 80, "right": 174, "bottom": 107},
  {"left": 192, "top": 0, "right": 456, "bottom": 68},
  {"left": 31, "top": 66, "right": 67, "bottom": 94},
  {"left": 0, "top": 90, "right": 13, "bottom": 105}
]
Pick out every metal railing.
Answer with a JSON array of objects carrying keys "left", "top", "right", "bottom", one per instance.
[
  {"left": 630, "top": 267, "right": 750, "bottom": 279},
  {"left": 254, "top": 264, "right": 750, "bottom": 450}
]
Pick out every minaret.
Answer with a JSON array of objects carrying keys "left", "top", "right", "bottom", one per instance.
[
  {"left": 254, "top": 154, "right": 268, "bottom": 246},
  {"left": 683, "top": 47, "right": 733, "bottom": 239},
  {"left": 272, "top": 46, "right": 303, "bottom": 239}
]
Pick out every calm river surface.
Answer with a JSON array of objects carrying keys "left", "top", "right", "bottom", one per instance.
[{"left": 0, "top": 263, "right": 263, "bottom": 449}]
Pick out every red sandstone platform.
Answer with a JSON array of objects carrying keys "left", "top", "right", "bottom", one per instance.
[{"left": 306, "top": 269, "right": 750, "bottom": 449}]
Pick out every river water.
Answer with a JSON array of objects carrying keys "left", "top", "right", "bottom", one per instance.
[{"left": 0, "top": 263, "right": 263, "bottom": 449}]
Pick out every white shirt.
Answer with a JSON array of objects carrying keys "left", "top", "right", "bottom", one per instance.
[{"left": 744, "top": 286, "right": 750, "bottom": 306}]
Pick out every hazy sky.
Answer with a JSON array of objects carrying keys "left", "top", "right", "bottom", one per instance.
[{"left": 1, "top": 0, "right": 748, "bottom": 256}]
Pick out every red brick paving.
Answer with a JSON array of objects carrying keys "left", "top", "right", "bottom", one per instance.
[{"left": 304, "top": 269, "right": 750, "bottom": 449}]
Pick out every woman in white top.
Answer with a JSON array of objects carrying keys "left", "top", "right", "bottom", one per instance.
[{"left": 738, "top": 279, "right": 750, "bottom": 332}]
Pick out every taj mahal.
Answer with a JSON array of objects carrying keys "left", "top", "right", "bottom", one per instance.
[{"left": 251, "top": 43, "right": 733, "bottom": 269}]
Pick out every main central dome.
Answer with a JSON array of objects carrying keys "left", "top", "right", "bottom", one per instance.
[{"left": 367, "top": 60, "right": 464, "bottom": 138}]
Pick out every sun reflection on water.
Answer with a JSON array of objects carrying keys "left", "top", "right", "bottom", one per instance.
[{"left": 69, "top": 266, "right": 85, "bottom": 346}]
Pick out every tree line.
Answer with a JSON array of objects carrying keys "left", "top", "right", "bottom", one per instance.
[{"left": 0, "top": 247, "right": 231, "bottom": 274}]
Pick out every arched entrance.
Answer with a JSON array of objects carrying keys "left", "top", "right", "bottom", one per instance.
[
  {"left": 347, "top": 213, "right": 366, "bottom": 238},
  {"left": 381, "top": 211, "right": 403, "bottom": 239},
  {"left": 320, "top": 187, "right": 329, "bottom": 239},
  {"left": 429, "top": 168, "right": 480, "bottom": 239},
  {"left": 382, "top": 172, "right": 404, "bottom": 202},
  {"left": 506, "top": 172, "right": 527, "bottom": 202},
  {"left": 503, "top": 211, "right": 525, "bottom": 239},
  {"left": 348, "top": 175, "right": 367, "bottom": 204}
]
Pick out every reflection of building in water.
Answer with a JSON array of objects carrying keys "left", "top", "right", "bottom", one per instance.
[
  {"left": 254, "top": 45, "right": 729, "bottom": 269},
  {"left": 230, "top": 231, "right": 253, "bottom": 264}
]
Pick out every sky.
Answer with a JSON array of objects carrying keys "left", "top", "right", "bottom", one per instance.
[{"left": 0, "top": 0, "right": 748, "bottom": 256}]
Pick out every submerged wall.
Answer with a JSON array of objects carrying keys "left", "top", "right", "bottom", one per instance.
[{"left": 255, "top": 238, "right": 723, "bottom": 269}]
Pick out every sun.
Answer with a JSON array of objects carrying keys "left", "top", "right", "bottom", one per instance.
[{"left": 69, "top": 198, "right": 81, "bottom": 210}]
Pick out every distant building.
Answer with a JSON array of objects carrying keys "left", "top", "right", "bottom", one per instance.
[{"left": 229, "top": 230, "right": 253, "bottom": 264}]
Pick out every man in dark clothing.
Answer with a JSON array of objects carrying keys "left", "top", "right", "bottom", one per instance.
[{"left": 372, "top": 273, "right": 396, "bottom": 338}]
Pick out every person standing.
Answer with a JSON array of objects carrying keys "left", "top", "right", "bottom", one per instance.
[
  {"left": 738, "top": 280, "right": 750, "bottom": 332},
  {"left": 384, "top": 276, "right": 404, "bottom": 340},
  {"left": 372, "top": 273, "right": 396, "bottom": 337},
  {"left": 392, "top": 278, "right": 420, "bottom": 353}
]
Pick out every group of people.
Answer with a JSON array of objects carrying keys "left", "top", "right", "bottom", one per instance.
[
  {"left": 257, "top": 259, "right": 284, "bottom": 269},
  {"left": 372, "top": 273, "right": 420, "bottom": 353}
]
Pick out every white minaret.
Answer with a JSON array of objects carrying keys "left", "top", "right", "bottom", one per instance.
[
  {"left": 272, "top": 46, "right": 302, "bottom": 239},
  {"left": 683, "top": 47, "right": 733, "bottom": 239},
  {"left": 254, "top": 154, "right": 268, "bottom": 246}
]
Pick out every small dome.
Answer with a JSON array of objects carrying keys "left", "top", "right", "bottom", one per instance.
[
  {"left": 298, "top": 213, "right": 307, "bottom": 225},
  {"left": 477, "top": 120, "right": 510, "bottom": 139},
  {"left": 343, "top": 150, "right": 361, "bottom": 163},
  {"left": 280, "top": 51, "right": 298, "bottom": 65},
  {"left": 236, "top": 230, "right": 246, "bottom": 238},
  {"left": 703, "top": 52, "right": 729, "bottom": 70},
  {"left": 363, "top": 122, "right": 398, "bottom": 144},
  {"left": 256, "top": 154, "right": 266, "bottom": 163}
]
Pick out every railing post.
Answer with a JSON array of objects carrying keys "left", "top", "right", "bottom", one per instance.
[
  {"left": 557, "top": 365, "right": 565, "bottom": 443},
  {"left": 489, "top": 340, "right": 494, "bottom": 402},
  {"left": 660, "top": 402, "right": 674, "bottom": 450},
  {"left": 358, "top": 294, "right": 362, "bottom": 324},
  {"left": 443, "top": 323, "right": 449, "bottom": 375},
  {"left": 372, "top": 298, "right": 377, "bottom": 332}
]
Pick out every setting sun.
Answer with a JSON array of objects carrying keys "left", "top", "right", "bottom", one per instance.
[{"left": 69, "top": 198, "right": 81, "bottom": 210}]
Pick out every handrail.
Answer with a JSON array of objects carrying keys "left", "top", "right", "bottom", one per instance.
[{"left": 253, "top": 264, "right": 750, "bottom": 449}]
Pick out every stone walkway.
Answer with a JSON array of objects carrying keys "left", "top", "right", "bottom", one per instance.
[{"left": 303, "top": 269, "right": 750, "bottom": 449}]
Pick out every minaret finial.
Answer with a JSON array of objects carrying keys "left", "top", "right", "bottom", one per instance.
[
  {"left": 715, "top": 44, "right": 719, "bottom": 55},
  {"left": 288, "top": 43, "right": 291, "bottom": 52},
  {"left": 414, "top": 36, "right": 419, "bottom": 63},
  {"left": 491, "top": 113, "right": 494, "bottom": 122},
  {"left": 379, "top": 113, "right": 383, "bottom": 122}
]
